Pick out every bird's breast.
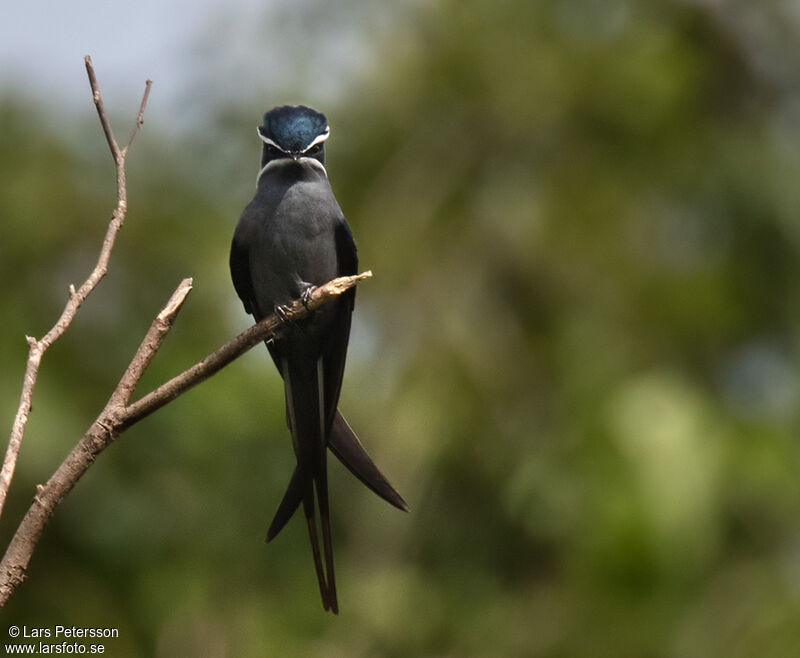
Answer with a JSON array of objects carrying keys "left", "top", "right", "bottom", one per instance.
[{"left": 249, "top": 179, "right": 342, "bottom": 307}]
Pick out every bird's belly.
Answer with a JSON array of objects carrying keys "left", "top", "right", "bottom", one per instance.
[{"left": 251, "top": 222, "right": 338, "bottom": 310}]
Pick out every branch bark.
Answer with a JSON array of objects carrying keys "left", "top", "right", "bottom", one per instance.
[
  {"left": 0, "top": 57, "right": 152, "bottom": 523},
  {"left": 0, "top": 271, "right": 370, "bottom": 607}
]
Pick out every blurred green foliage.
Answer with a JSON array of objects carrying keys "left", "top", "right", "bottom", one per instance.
[{"left": 2, "top": 0, "right": 800, "bottom": 656}]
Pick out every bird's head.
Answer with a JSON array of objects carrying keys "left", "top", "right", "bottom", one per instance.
[{"left": 257, "top": 105, "right": 329, "bottom": 175}]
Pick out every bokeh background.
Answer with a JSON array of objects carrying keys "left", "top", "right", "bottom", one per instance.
[{"left": 2, "top": 0, "right": 800, "bottom": 656}]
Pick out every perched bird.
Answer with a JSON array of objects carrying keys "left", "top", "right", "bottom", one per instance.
[{"left": 230, "top": 105, "right": 407, "bottom": 614}]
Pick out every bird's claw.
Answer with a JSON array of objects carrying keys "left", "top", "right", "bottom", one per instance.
[
  {"left": 300, "top": 285, "right": 317, "bottom": 310},
  {"left": 274, "top": 304, "right": 293, "bottom": 324}
]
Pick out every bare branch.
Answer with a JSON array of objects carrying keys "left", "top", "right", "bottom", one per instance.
[
  {"left": 122, "top": 271, "right": 372, "bottom": 428},
  {"left": 0, "top": 272, "right": 371, "bottom": 607},
  {"left": 0, "top": 58, "right": 151, "bottom": 523},
  {"left": 0, "top": 277, "right": 196, "bottom": 606}
]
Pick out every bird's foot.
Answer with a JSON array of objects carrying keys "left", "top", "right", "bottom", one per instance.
[
  {"left": 300, "top": 285, "right": 317, "bottom": 310},
  {"left": 274, "top": 304, "right": 293, "bottom": 324}
]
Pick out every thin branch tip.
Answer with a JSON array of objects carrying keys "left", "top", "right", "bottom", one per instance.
[
  {"left": 125, "top": 79, "right": 153, "bottom": 149},
  {"left": 157, "top": 279, "right": 194, "bottom": 320}
]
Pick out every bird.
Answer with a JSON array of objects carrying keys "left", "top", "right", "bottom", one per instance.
[{"left": 229, "top": 105, "right": 407, "bottom": 614}]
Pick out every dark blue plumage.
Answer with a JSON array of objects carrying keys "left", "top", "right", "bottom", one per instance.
[{"left": 230, "top": 105, "right": 407, "bottom": 614}]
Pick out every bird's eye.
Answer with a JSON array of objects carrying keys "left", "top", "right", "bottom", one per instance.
[{"left": 308, "top": 144, "right": 323, "bottom": 158}]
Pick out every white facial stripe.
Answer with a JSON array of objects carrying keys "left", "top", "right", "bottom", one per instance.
[
  {"left": 256, "top": 156, "right": 328, "bottom": 183},
  {"left": 256, "top": 129, "right": 289, "bottom": 153},
  {"left": 302, "top": 126, "right": 330, "bottom": 152},
  {"left": 299, "top": 157, "right": 327, "bottom": 174}
]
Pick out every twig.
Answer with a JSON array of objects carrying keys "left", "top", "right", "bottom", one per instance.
[
  {"left": 124, "top": 81, "right": 152, "bottom": 153},
  {"left": 0, "top": 271, "right": 371, "bottom": 606},
  {"left": 0, "top": 57, "right": 152, "bottom": 523}
]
